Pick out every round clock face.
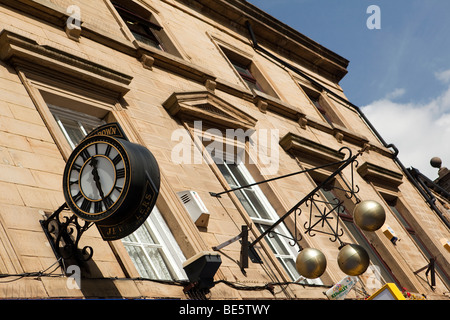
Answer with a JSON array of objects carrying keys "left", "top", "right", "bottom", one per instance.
[{"left": 63, "top": 136, "right": 130, "bottom": 222}]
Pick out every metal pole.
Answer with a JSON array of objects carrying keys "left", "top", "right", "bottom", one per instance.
[{"left": 210, "top": 159, "right": 346, "bottom": 198}]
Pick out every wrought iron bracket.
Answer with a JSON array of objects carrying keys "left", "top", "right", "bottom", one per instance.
[
  {"left": 212, "top": 225, "right": 262, "bottom": 272},
  {"left": 40, "top": 203, "right": 94, "bottom": 270},
  {"left": 211, "top": 146, "right": 367, "bottom": 270}
]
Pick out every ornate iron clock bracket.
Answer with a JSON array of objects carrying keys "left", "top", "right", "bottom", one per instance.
[{"left": 40, "top": 203, "right": 94, "bottom": 270}]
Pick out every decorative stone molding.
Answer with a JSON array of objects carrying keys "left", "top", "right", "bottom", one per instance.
[
  {"left": 252, "top": 90, "right": 305, "bottom": 120},
  {"left": 163, "top": 91, "right": 258, "bottom": 130},
  {"left": 0, "top": 29, "right": 133, "bottom": 95},
  {"left": 280, "top": 132, "right": 345, "bottom": 167},
  {"left": 140, "top": 53, "right": 155, "bottom": 70},
  {"left": 357, "top": 162, "right": 403, "bottom": 190},
  {"left": 332, "top": 124, "right": 369, "bottom": 147},
  {"left": 65, "top": 24, "right": 82, "bottom": 42},
  {"left": 204, "top": 79, "right": 217, "bottom": 93}
]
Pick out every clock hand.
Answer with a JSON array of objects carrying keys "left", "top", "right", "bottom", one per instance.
[{"left": 90, "top": 157, "right": 106, "bottom": 200}]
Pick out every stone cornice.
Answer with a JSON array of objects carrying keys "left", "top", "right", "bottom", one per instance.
[
  {"left": 357, "top": 162, "right": 403, "bottom": 190},
  {"left": 0, "top": 29, "right": 133, "bottom": 95},
  {"left": 176, "top": 0, "right": 349, "bottom": 83},
  {"left": 279, "top": 132, "right": 345, "bottom": 167}
]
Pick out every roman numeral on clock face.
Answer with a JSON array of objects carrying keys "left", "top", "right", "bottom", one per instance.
[
  {"left": 105, "top": 145, "right": 112, "bottom": 157},
  {"left": 73, "top": 191, "right": 83, "bottom": 203},
  {"left": 81, "top": 198, "right": 91, "bottom": 213},
  {"left": 80, "top": 149, "right": 91, "bottom": 162},
  {"left": 102, "top": 196, "right": 114, "bottom": 209},
  {"left": 72, "top": 163, "right": 82, "bottom": 172},
  {"left": 116, "top": 168, "right": 125, "bottom": 179},
  {"left": 94, "top": 201, "right": 103, "bottom": 213}
]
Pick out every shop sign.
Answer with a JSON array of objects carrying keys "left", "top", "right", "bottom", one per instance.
[{"left": 325, "top": 276, "right": 358, "bottom": 300}]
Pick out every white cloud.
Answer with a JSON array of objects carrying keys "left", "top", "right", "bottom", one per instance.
[
  {"left": 361, "top": 73, "right": 450, "bottom": 179},
  {"left": 435, "top": 69, "right": 450, "bottom": 84},
  {"left": 384, "top": 88, "right": 406, "bottom": 100}
]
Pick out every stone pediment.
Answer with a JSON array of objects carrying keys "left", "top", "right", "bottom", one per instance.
[{"left": 163, "top": 91, "right": 257, "bottom": 130}]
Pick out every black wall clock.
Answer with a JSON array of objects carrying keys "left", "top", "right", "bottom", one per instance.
[{"left": 62, "top": 123, "right": 160, "bottom": 240}]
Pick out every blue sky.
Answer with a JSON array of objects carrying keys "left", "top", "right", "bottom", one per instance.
[{"left": 247, "top": 0, "right": 450, "bottom": 178}]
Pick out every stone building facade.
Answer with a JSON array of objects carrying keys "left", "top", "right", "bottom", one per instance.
[{"left": 0, "top": 0, "right": 448, "bottom": 300}]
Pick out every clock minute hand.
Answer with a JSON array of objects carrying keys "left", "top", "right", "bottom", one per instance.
[{"left": 90, "top": 157, "right": 106, "bottom": 200}]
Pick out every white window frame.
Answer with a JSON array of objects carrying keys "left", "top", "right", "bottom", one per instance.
[
  {"left": 48, "top": 104, "right": 106, "bottom": 149},
  {"left": 121, "top": 206, "right": 187, "bottom": 281}
]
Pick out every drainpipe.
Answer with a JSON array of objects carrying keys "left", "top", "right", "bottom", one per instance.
[{"left": 245, "top": 21, "right": 450, "bottom": 230}]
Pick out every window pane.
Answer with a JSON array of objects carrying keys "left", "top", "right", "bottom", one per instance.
[
  {"left": 80, "top": 122, "right": 98, "bottom": 137},
  {"left": 244, "top": 79, "right": 261, "bottom": 92},
  {"left": 231, "top": 63, "right": 252, "bottom": 77},
  {"left": 135, "top": 223, "right": 158, "bottom": 245},
  {"left": 123, "top": 233, "right": 138, "bottom": 243},
  {"left": 388, "top": 204, "right": 412, "bottom": 229},
  {"left": 48, "top": 104, "right": 105, "bottom": 148},
  {"left": 124, "top": 245, "right": 157, "bottom": 279},
  {"left": 58, "top": 117, "right": 86, "bottom": 146},
  {"left": 132, "top": 31, "right": 161, "bottom": 49},
  {"left": 242, "top": 189, "right": 272, "bottom": 220},
  {"left": 234, "top": 190, "right": 259, "bottom": 218},
  {"left": 257, "top": 224, "right": 291, "bottom": 256},
  {"left": 226, "top": 163, "right": 249, "bottom": 187},
  {"left": 215, "top": 163, "right": 239, "bottom": 188},
  {"left": 280, "top": 257, "right": 300, "bottom": 280},
  {"left": 145, "top": 247, "right": 174, "bottom": 280}
]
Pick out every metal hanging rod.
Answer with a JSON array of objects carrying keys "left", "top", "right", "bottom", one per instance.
[{"left": 209, "top": 159, "right": 347, "bottom": 198}]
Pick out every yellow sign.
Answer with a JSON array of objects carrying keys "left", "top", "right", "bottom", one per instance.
[{"left": 368, "top": 283, "right": 405, "bottom": 300}]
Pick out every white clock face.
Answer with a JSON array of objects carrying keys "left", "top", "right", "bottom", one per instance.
[{"left": 67, "top": 141, "right": 127, "bottom": 216}]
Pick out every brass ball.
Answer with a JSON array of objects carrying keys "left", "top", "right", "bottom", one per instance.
[
  {"left": 353, "top": 200, "right": 386, "bottom": 232},
  {"left": 295, "top": 248, "right": 327, "bottom": 279},
  {"left": 337, "top": 244, "right": 370, "bottom": 276}
]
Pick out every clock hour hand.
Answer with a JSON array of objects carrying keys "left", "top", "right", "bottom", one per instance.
[{"left": 90, "top": 157, "right": 106, "bottom": 200}]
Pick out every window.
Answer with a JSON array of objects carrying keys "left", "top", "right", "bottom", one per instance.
[
  {"left": 112, "top": 1, "right": 164, "bottom": 50},
  {"left": 386, "top": 198, "right": 450, "bottom": 288},
  {"left": 50, "top": 103, "right": 186, "bottom": 280},
  {"left": 220, "top": 46, "right": 279, "bottom": 97},
  {"left": 302, "top": 85, "right": 333, "bottom": 125},
  {"left": 230, "top": 59, "right": 264, "bottom": 93},
  {"left": 122, "top": 206, "right": 187, "bottom": 280},
  {"left": 215, "top": 158, "right": 322, "bottom": 284},
  {"left": 49, "top": 104, "right": 105, "bottom": 149}
]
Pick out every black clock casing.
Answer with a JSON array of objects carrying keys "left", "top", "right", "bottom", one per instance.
[{"left": 62, "top": 126, "right": 160, "bottom": 240}]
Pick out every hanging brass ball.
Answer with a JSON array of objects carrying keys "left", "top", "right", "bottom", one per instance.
[
  {"left": 337, "top": 244, "right": 370, "bottom": 276},
  {"left": 295, "top": 248, "right": 327, "bottom": 279},
  {"left": 353, "top": 200, "right": 386, "bottom": 232}
]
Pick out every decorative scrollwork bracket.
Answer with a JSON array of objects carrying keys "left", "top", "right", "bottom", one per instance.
[{"left": 40, "top": 203, "right": 94, "bottom": 270}]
